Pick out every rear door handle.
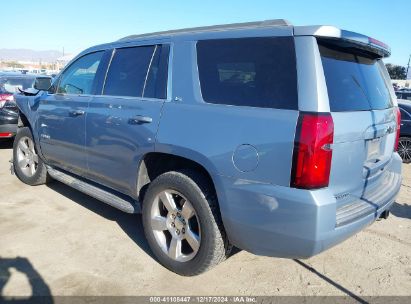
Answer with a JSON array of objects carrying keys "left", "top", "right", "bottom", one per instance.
[
  {"left": 69, "top": 110, "right": 85, "bottom": 117},
  {"left": 129, "top": 115, "right": 153, "bottom": 124}
]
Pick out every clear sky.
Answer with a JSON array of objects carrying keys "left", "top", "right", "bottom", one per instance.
[{"left": 3, "top": 0, "right": 411, "bottom": 66}]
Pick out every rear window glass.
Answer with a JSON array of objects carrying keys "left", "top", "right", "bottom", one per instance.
[
  {"left": 319, "top": 41, "right": 393, "bottom": 112},
  {"left": 0, "top": 77, "right": 35, "bottom": 94},
  {"left": 196, "top": 37, "right": 298, "bottom": 109}
]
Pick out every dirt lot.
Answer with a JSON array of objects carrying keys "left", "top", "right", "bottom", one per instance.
[{"left": 0, "top": 139, "right": 410, "bottom": 298}]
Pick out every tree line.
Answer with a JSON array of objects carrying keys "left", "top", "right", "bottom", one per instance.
[{"left": 385, "top": 63, "right": 408, "bottom": 80}]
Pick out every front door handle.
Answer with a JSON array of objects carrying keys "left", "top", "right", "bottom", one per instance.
[
  {"left": 129, "top": 115, "right": 153, "bottom": 124},
  {"left": 69, "top": 110, "right": 85, "bottom": 117}
]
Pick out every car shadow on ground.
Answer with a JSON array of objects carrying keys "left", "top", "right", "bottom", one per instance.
[
  {"left": 0, "top": 256, "right": 53, "bottom": 302},
  {"left": 0, "top": 139, "right": 13, "bottom": 149},
  {"left": 390, "top": 201, "right": 411, "bottom": 219},
  {"left": 293, "top": 260, "right": 368, "bottom": 304},
  {"left": 46, "top": 181, "right": 155, "bottom": 260}
]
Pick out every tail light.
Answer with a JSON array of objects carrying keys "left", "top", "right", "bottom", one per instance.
[
  {"left": 291, "top": 112, "right": 334, "bottom": 189},
  {"left": 0, "top": 94, "right": 14, "bottom": 108},
  {"left": 394, "top": 107, "right": 401, "bottom": 151},
  {"left": 0, "top": 132, "right": 13, "bottom": 138}
]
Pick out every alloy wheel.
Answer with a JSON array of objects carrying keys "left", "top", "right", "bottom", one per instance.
[
  {"left": 398, "top": 138, "right": 411, "bottom": 163},
  {"left": 16, "top": 136, "right": 39, "bottom": 177},
  {"left": 150, "top": 189, "right": 201, "bottom": 262}
]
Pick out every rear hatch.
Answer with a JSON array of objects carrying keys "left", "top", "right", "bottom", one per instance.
[{"left": 317, "top": 39, "right": 400, "bottom": 225}]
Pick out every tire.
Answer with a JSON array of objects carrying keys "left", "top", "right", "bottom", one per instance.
[
  {"left": 398, "top": 137, "right": 411, "bottom": 164},
  {"left": 142, "top": 170, "right": 231, "bottom": 276},
  {"left": 13, "top": 127, "right": 50, "bottom": 185}
]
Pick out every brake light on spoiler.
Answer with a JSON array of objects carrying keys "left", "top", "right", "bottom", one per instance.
[{"left": 368, "top": 37, "right": 389, "bottom": 52}]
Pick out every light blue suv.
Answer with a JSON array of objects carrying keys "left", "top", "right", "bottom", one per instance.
[{"left": 13, "top": 20, "right": 402, "bottom": 276}]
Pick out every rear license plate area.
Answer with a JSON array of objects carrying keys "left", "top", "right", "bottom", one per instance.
[{"left": 367, "top": 138, "right": 383, "bottom": 161}]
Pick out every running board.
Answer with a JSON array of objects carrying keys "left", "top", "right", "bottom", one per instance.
[{"left": 47, "top": 166, "right": 141, "bottom": 213}]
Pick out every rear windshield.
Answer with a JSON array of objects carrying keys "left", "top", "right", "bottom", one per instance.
[
  {"left": 196, "top": 37, "right": 298, "bottom": 109},
  {"left": 318, "top": 41, "right": 393, "bottom": 112},
  {"left": 0, "top": 77, "right": 35, "bottom": 94}
]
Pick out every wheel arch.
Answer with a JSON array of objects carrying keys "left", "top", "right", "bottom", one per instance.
[{"left": 136, "top": 151, "right": 223, "bottom": 206}]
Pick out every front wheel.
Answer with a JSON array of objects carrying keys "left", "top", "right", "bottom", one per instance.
[
  {"left": 398, "top": 137, "right": 411, "bottom": 163},
  {"left": 13, "top": 127, "right": 50, "bottom": 185},
  {"left": 142, "top": 170, "right": 230, "bottom": 276}
]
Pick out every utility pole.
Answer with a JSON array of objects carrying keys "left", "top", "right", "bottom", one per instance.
[{"left": 406, "top": 54, "right": 411, "bottom": 80}]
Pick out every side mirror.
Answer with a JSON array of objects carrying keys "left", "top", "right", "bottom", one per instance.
[{"left": 34, "top": 77, "right": 52, "bottom": 91}]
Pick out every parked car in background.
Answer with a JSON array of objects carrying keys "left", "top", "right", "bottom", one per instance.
[
  {"left": 395, "top": 90, "right": 411, "bottom": 101},
  {"left": 13, "top": 20, "right": 402, "bottom": 276},
  {"left": 0, "top": 73, "right": 51, "bottom": 139},
  {"left": 398, "top": 100, "right": 411, "bottom": 163}
]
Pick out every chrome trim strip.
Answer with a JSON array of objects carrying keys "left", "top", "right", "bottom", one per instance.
[
  {"left": 102, "top": 49, "right": 115, "bottom": 95},
  {"left": 142, "top": 45, "right": 158, "bottom": 97}
]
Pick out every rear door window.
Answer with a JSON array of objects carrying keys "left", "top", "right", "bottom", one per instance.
[
  {"left": 103, "top": 44, "right": 169, "bottom": 99},
  {"left": 142, "top": 44, "right": 170, "bottom": 99},
  {"left": 196, "top": 37, "right": 298, "bottom": 109},
  {"left": 319, "top": 41, "right": 393, "bottom": 112},
  {"left": 103, "top": 46, "right": 154, "bottom": 97}
]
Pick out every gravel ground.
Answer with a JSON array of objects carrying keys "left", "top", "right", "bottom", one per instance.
[{"left": 0, "top": 139, "right": 410, "bottom": 298}]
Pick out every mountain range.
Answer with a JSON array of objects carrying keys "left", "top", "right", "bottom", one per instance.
[{"left": 0, "top": 49, "right": 63, "bottom": 62}]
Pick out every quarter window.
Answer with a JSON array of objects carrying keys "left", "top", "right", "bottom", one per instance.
[
  {"left": 57, "top": 51, "right": 103, "bottom": 95},
  {"left": 196, "top": 37, "right": 298, "bottom": 109}
]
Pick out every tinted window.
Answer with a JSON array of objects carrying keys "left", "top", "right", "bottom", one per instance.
[
  {"left": 143, "top": 44, "right": 170, "bottom": 99},
  {"left": 0, "top": 77, "right": 35, "bottom": 94},
  {"left": 397, "top": 92, "right": 411, "bottom": 101},
  {"left": 103, "top": 46, "right": 155, "bottom": 97},
  {"left": 319, "top": 41, "right": 393, "bottom": 112},
  {"left": 400, "top": 108, "right": 411, "bottom": 120},
  {"left": 196, "top": 37, "right": 298, "bottom": 109},
  {"left": 57, "top": 51, "right": 103, "bottom": 95}
]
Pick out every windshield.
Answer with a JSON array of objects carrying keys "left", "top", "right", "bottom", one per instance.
[
  {"left": 0, "top": 77, "right": 35, "bottom": 94},
  {"left": 318, "top": 41, "right": 393, "bottom": 112}
]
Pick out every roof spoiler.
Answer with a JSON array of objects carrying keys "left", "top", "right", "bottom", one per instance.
[{"left": 294, "top": 26, "right": 391, "bottom": 57}]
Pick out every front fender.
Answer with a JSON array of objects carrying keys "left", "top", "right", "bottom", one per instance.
[{"left": 15, "top": 93, "right": 44, "bottom": 156}]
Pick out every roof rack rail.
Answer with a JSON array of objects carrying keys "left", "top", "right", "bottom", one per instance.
[{"left": 119, "top": 19, "right": 292, "bottom": 41}]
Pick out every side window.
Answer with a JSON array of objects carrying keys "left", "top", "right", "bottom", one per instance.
[
  {"left": 103, "top": 45, "right": 155, "bottom": 97},
  {"left": 143, "top": 44, "right": 170, "bottom": 99},
  {"left": 196, "top": 37, "right": 298, "bottom": 109},
  {"left": 400, "top": 108, "right": 411, "bottom": 120},
  {"left": 57, "top": 51, "right": 103, "bottom": 95}
]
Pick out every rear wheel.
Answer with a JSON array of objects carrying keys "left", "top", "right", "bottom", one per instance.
[
  {"left": 398, "top": 137, "right": 411, "bottom": 163},
  {"left": 142, "top": 170, "right": 230, "bottom": 276},
  {"left": 13, "top": 127, "right": 49, "bottom": 185}
]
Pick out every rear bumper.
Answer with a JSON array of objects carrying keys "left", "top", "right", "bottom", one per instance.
[
  {"left": 217, "top": 153, "right": 402, "bottom": 258},
  {"left": 0, "top": 124, "right": 17, "bottom": 138}
]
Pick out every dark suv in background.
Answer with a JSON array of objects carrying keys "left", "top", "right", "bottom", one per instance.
[
  {"left": 398, "top": 100, "right": 411, "bottom": 163},
  {"left": 0, "top": 73, "right": 48, "bottom": 139}
]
